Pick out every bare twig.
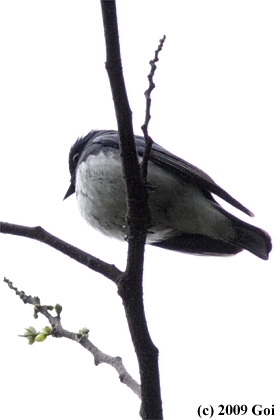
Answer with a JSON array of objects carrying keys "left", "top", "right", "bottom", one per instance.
[
  {"left": 141, "top": 35, "right": 166, "bottom": 182},
  {"left": 0, "top": 222, "right": 121, "bottom": 283},
  {"left": 4, "top": 277, "right": 141, "bottom": 398}
]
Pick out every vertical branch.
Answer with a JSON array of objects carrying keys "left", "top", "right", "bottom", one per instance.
[
  {"left": 100, "top": 1, "right": 162, "bottom": 419},
  {"left": 100, "top": 1, "right": 142, "bottom": 206}
]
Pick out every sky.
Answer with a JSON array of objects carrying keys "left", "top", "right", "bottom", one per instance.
[{"left": 0, "top": 1, "right": 279, "bottom": 419}]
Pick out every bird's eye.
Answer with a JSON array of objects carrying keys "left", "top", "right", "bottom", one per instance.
[{"left": 72, "top": 153, "right": 80, "bottom": 165}]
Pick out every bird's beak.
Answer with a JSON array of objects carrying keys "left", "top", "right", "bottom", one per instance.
[{"left": 64, "top": 183, "right": 75, "bottom": 200}]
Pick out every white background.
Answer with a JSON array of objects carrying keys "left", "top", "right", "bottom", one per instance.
[{"left": 0, "top": 1, "right": 279, "bottom": 419}]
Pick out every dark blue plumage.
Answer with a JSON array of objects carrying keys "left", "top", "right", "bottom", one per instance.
[{"left": 65, "top": 130, "right": 272, "bottom": 260}]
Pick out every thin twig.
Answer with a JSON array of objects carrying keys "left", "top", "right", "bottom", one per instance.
[
  {"left": 141, "top": 35, "right": 166, "bottom": 182},
  {"left": 4, "top": 278, "right": 141, "bottom": 398}
]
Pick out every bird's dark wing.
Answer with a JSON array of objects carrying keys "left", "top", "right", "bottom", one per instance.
[
  {"left": 134, "top": 136, "right": 253, "bottom": 217},
  {"left": 83, "top": 131, "right": 253, "bottom": 217},
  {"left": 150, "top": 232, "right": 243, "bottom": 256}
]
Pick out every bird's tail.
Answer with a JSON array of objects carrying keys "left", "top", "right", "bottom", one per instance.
[
  {"left": 225, "top": 212, "right": 272, "bottom": 260},
  {"left": 151, "top": 208, "right": 272, "bottom": 260}
]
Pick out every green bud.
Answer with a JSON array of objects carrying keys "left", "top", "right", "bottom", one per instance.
[
  {"left": 42, "top": 326, "right": 52, "bottom": 335},
  {"left": 35, "top": 334, "right": 47, "bottom": 342},
  {"left": 28, "top": 337, "right": 35, "bottom": 345},
  {"left": 55, "top": 304, "right": 62, "bottom": 316},
  {"left": 26, "top": 326, "right": 37, "bottom": 334}
]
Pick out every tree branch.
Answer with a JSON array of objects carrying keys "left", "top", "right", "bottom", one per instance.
[
  {"left": 0, "top": 222, "right": 121, "bottom": 283},
  {"left": 4, "top": 277, "right": 141, "bottom": 398},
  {"left": 100, "top": 2, "right": 162, "bottom": 418},
  {"left": 141, "top": 35, "right": 166, "bottom": 182},
  {"left": 100, "top": 1, "right": 151, "bottom": 238}
]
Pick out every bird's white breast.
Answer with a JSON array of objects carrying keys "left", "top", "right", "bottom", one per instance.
[
  {"left": 75, "top": 150, "right": 129, "bottom": 240},
  {"left": 75, "top": 150, "right": 234, "bottom": 242}
]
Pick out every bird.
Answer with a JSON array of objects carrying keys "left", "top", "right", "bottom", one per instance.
[{"left": 64, "top": 130, "right": 272, "bottom": 260}]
